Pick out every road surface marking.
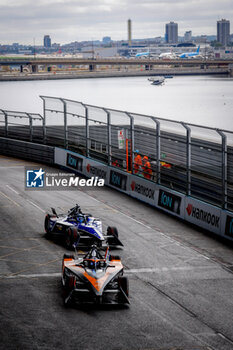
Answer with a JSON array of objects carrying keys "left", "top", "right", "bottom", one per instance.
[
  {"left": 0, "top": 191, "right": 20, "bottom": 207},
  {"left": 5, "top": 272, "right": 61, "bottom": 279},
  {"left": 1, "top": 257, "right": 61, "bottom": 279},
  {"left": 6, "top": 185, "right": 19, "bottom": 195},
  {"left": 26, "top": 200, "right": 45, "bottom": 213},
  {"left": 1, "top": 264, "right": 219, "bottom": 279},
  {"left": 3, "top": 184, "right": 45, "bottom": 213},
  {"left": 0, "top": 245, "right": 40, "bottom": 259},
  {"left": 84, "top": 193, "right": 152, "bottom": 229}
]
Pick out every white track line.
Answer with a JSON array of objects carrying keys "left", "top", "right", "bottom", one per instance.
[
  {"left": 26, "top": 200, "right": 46, "bottom": 213},
  {"left": 85, "top": 193, "right": 152, "bottom": 229},
  {"left": 5, "top": 272, "right": 61, "bottom": 279},
  {"left": 0, "top": 191, "right": 20, "bottom": 207},
  {"left": 6, "top": 185, "right": 19, "bottom": 195},
  {"left": 6, "top": 184, "right": 45, "bottom": 213},
  {"left": 2, "top": 265, "right": 218, "bottom": 279}
]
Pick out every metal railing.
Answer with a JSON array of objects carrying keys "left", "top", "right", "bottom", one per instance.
[
  {"left": 0, "top": 96, "right": 233, "bottom": 212},
  {"left": 0, "top": 109, "right": 45, "bottom": 143}
]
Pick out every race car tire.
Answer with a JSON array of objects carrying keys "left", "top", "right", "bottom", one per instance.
[
  {"left": 62, "top": 274, "right": 75, "bottom": 307},
  {"left": 44, "top": 214, "right": 51, "bottom": 233},
  {"left": 118, "top": 276, "right": 129, "bottom": 297},
  {"left": 107, "top": 226, "right": 119, "bottom": 238},
  {"left": 71, "top": 227, "right": 80, "bottom": 245},
  {"left": 44, "top": 214, "right": 56, "bottom": 234},
  {"left": 63, "top": 254, "right": 75, "bottom": 260},
  {"left": 109, "top": 255, "right": 121, "bottom": 261},
  {"left": 63, "top": 272, "right": 76, "bottom": 290},
  {"left": 65, "top": 227, "right": 80, "bottom": 249},
  {"left": 65, "top": 228, "right": 74, "bottom": 249}
]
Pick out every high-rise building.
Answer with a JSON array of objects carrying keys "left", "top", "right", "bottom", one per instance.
[
  {"left": 184, "top": 31, "right": 192, "bottom": 42},
  {"left": 128, "top": 19, "right": 132, "bottom": 46},
  {"left": 44, "top": 35, "right": 51, "bottom": 48},
  {"left": 165, "top": 22, "right": 178, "bottom": 44},
  {"left": 102, "top": 36, "right": 112, "bottom": 44},
  {"left": 217, "top": 19, "right": 230, "bottom": 46}
]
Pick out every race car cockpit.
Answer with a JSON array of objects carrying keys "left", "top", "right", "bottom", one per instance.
[
  {"left": 83, "top": 245, "right": 106, "bottom": 270},
  {"left": 68, "top": 204, "right": 87, "bottom": 223}
]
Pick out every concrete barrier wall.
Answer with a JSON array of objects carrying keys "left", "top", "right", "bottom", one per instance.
[
  {"left": 0, "top": 137, "right": 54, "bottom": 164},
  {"left": 54, "top": 147, "right": 233, "bottom": 242}
]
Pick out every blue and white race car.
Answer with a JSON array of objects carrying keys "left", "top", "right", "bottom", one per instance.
[{"left": 44, "top": 204, "right": 123, "bottom": 249}]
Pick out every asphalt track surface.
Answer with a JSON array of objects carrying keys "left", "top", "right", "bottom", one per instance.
[{"left": 1, "top": 155, "right": 233, "bottom": 350}]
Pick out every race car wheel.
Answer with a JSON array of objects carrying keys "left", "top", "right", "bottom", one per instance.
[
  {"left": 71, "top": 227, "right": 80, "bottom": 245},
  {"left": 63, "top": 272, "right": 76, "bottom": 290},
  {"left": 107, "top": 226, "right": 119, "bottom": 238},
  {"left": 109, "top": 255, "right": 121, "bottom": 261},
  {"left": 62, "top": 274, "right": 76, "bottom": 307},
  {"left": 118, "top": 276, "right": 129, "bottom": 297},
  {"left": 65, "top": 228, "right": 74, "bottom": 249},
  {"left": 65, "top": 227, "right": 80, "bottom": 249},
  {"left": 44, "top": 214, "right": 51, "bottom": 234},
  {"left": 63, "top": 254, "right": 75, "bottom": 260},
  {"left": 44, "top": 214, "right": 56, "bottom": 234}
]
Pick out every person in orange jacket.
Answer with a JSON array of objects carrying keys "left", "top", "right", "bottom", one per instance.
[
  {"left": 142, "top": 155, "right": 152, "bottom": 179},
  {"left": 133, "top": 150, "right": 142, "bottom": 175}
]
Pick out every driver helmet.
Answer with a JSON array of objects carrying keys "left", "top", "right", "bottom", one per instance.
[{"left": 77, "top": 215, "right": 84, "bottom": 223}]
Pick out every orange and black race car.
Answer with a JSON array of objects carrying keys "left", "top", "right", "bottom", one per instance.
[{"left": 62, "top": 245, "right": 129, "bottom": 306}]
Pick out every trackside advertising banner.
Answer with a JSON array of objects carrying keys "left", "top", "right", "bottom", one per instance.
[
  {"left": 184, "top": 197, "right": 221, "bottom": 234},
  {"left": 129, "top": 175, "right": 158, "bottom": 206},
  {"left": 221, "top": 211, "right": 233, "bottom": 241},
  {"left": 108, "top": 168, "right": 128, "bottom": 193},
  {"left": 84, "top": 159, "right": 108, "bottom": 184},
  {"left": 54, "top": 148, "right": 86, "bottom": 173},
  {"left": 157, "top": 188, "right": 185, "bottom": 218}
]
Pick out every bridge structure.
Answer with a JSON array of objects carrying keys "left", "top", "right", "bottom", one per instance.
[{"left": 0, "top": 57, "right": 233, "bottom": 75}]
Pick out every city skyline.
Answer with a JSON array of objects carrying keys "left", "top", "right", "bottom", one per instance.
[{"left": 0, "top": 0, "right": 232, "bottom": 45}]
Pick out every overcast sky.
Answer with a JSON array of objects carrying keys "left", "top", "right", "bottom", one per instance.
[{"left": 0, "top": 0, "right": 232, "bottom": 45}]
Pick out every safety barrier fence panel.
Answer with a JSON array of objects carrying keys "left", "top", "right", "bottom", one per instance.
[
  {"left": 1, "top": 95, "right": 233, "bottom": 213},
  {"left": 0, "top": 109, "right": 45, "bottom": 143}
]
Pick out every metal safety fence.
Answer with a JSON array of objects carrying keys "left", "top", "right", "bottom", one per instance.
[{"left": 0, "top": 96, "right": 233, "bottom": 212}]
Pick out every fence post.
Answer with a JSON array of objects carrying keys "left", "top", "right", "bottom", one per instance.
[
  {"left": 27, "top": 113, "right": 33, "bottom": 142},
  {"left": 42, "top": 98, "right": 46, "bottom": 144},
  {"left": 217, "top": 129, "right": 227, "bottom": 209},
  {"left": 83, "top": 105, "right": 89, "bottom": 158},
  {"left": 151, "top": 118, "right": 161, "bottom": 184},
  {"left": 126, "top": 113, "right": 134, "bottom": 173},
  {"left": 182, "top": 123, "right": 191, "bottom": 196},
  {"left": 3, "top": 111, "right": 8, "bottom": 137},
  {"left": 61, "top": 99, "right": 68, "bottom": 149},
  {"left": 104, "top": 109, "right": 111, "bottom": 166}
]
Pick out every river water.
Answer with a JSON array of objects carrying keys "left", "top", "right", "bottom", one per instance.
[{"left": 0, "top": 75, "right": 232, "bottom": 131}]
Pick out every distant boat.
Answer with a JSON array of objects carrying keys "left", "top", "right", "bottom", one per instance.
[
  {"left": 163, "top": 75, "right": 173, "bottom": 79},
  {"left": 148, "top": 76, "right": 165, "bottom": 85}
]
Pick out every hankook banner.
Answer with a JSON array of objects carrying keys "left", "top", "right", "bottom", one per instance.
[
  {"left": 184, "top": 197, "right": 221, "bottom": 234},
  {"left": 129, "top": 176, "right": 157, "bottom": 205}
]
